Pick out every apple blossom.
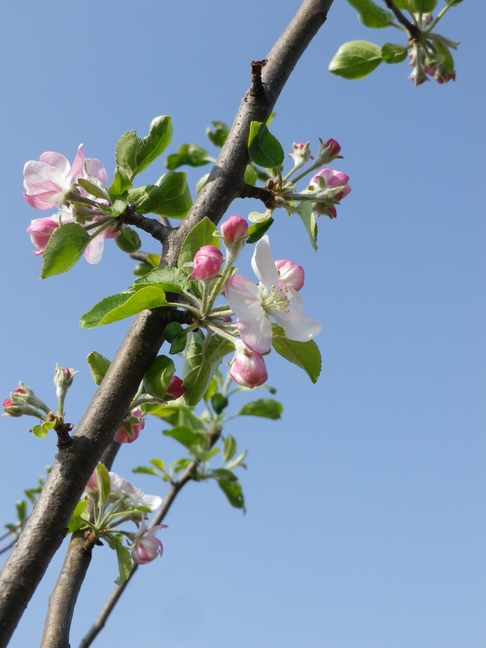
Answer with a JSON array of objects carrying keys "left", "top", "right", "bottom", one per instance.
[
  {"left": 189, "top": 245, "right": 224, "bottom": 281},
  {"left": 131, "top": 523, "right": 167, "bottom": 565},
  {"left": 220, "top": 215, "right": 249, "bottom": 246},
  {"left": 229, "top": 345, "right": 268, "bottom": 387},
  {"left": 26, "top": 217, "right": 60, "bottom": 256},
  {"left": 109, "top": 472, "right": 162, "bottom": 511},
  {"left": 113, "top": 407, "right": 145, "bottom": 444},
  {"left": 315, "top": 138, "right": 341, "bottom": 164},
  {"left": 225, "top": 236, "right": 321, "bottom": 353},
  {"left": 23, "top": 145, "right": 85, "bottom": 210}
]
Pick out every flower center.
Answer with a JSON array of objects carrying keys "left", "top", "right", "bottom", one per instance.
[{"left": 260, "top": 283, "right": 290, "bottom": 313}]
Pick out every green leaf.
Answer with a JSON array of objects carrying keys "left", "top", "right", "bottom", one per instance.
[
  {"left": 96, "top": 463, "right": 112, "bottom": 508},
  {"left": 238, "top": 398, "right": 283, "bottom": 420},
  {"left": 181, "top": 331, "right": 235, "bottom": 406},
  {"left": 114, "top": 542, "right": 132, "bottom": 585},
  {"left": 295, "top": 202, "right": 318, "bottom": 251},
  {"left": 408, "top": 0, "right": 437, "bottom": 12},
  {"left": 143, "top": 355, "right": 175, "bottom": 399},
  {"left": 392, "top": 0, "right": 409, "bottom": 8},
  {"left": 346, "top": 0, "right": 394, "bottom": 28},
  {"left": 225, "top": 451, "right": 247, "bottom": 471},
  {"left": 163, "top": 425, "right": 210, "bottom": 458},
  {"left": 67, "top": 501, "right": 89, "bottom": 534},
  {"left": 272, "top": 336, "right": 322, "bottom": 384},
  {"left": 329, "top": 41, "right": 382, "bottom": 80},
  {"left": 40, "top": 223, "right": 91, "bottom": 278},
  {"left": 114, "top": 227, "right": 141, "bottom": 254},
  {"left": 433, "top": 40, "right": 455, "bottom": 73},
  {"left": 381, "top": 42, "right": 409, "bottom": 64},
  {"left": 223, "top": 435, "right": 237, "bottom": 463},
  {"left": 132, "top": 466, "right": 158, "bottom": 476},
  {"left": 166, "top": 144, "right": 212, "bottom": 170},
  {"left": 150, "top": 458, "right": 165, "bottom": 471},
  {"left": 217, "top": 477, "right": 245, "bottom": 511},
  {"left": 16, "top": 500, "right": 27, "bottom": 521},
  {"left": 248, "top": 122, "right": 285, "bottom": 169},
  {"left": 153, "top": 171, "right": 192, "bottom": 219},
  {"left": 86, "top": 351, "right": 111, "bottom": 385},
  {"left": 115, "top": 115, "right": 173, "bottom": 183},
  {"left": 31, "top": 420, "right": 55, "bottom": 439},
  {"left": 80, "top": 286, "right": 167, "bottom": 329},
  {"left": 206, "top": 121, "right": 229, "bottom": 147},
  {"left": 177, "top": 217, "right": 219, "bottom": 271},
  {"left": 211, "top": 393, "right": 228, "bottom": 415},
  {"left": 247, "top": 217, "right": 274, "bottom": 244},
  {"left": 131, "top": 267, "right": 189, "bottom": 294},
  {"left": 243, "top": 165, "right": 258, "bottom": 186}
]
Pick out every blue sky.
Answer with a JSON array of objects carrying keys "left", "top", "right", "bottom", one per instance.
[{"left": 1, "top": 1, "right": 484, "bottom": 647}]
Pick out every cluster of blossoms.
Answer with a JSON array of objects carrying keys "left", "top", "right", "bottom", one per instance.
[
  {"left": 84, "top": 467, "right": 166, "bottom": 566},
  {"left": 182, "top": 215, "right": 322, "bottom": 389},
  {"left": 408, "top": 14, "right": 457, "bottom": 87},
  {"left": 23, "top": 145, "right": 122, "bottom": 263}
]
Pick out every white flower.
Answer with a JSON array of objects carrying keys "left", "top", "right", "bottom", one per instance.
[{"left": 225, "top": 236, "right": 321, "bottom": 353}]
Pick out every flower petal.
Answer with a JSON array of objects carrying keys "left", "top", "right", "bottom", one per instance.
[
  {"left": 237, "top": 312, "right": 273, "bottom": 353},
  {"left": 84, "top": 232, "right": 104, "bottom": 264},
  {"left": 271, "top": 304, "right": 322, "bottom": 343},
  {"left": 251, "top": 235, "right": 279, "bottom": 290}
]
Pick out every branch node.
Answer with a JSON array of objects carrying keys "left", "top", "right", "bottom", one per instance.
[
  {"left": 55, "top": 422, "right": 73, "bottom": 449},
  {"left": 250, "top": 59, "right": 268, "bottom": 98}
]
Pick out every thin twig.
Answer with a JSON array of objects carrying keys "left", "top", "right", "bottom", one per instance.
[
  {"left": 78, "top": 459, "right": 199, "bottom": 648},
  {"left": 384, "top": 0, "right": 420, "bottom": 39},
  {"left": 119, "top": 205, "right": 171, "bottom": 243}
]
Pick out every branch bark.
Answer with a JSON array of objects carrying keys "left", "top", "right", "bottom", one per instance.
[{"left": 0, "top": 1, "right": 334, "bottom": 645}]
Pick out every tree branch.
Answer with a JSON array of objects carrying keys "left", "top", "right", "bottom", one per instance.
[
  {"left": 384, "top": 0, "right": 420, "bottom": 39},
  {"left": 0, "top": 1, "right": 334, "bottom": 644},
  {"left": 40, "top": 531, "right": 98, "bottom": 648},
  {"left": 119, "top": 205, "right": 171, "bottom": 244}
]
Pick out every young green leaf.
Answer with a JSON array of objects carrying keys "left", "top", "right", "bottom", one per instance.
[
  {"left": 177, "top": 217, "right": 219, "bottom": 270},
  {"left": 152, "top": 171, "right": 192, "bottom": 219},
  {"left": 295, "top": 202, "right": 318, "bottom": 251},
  {"left": 181, "top": 332, "right": 235, "bottom": 406},
  {"left": 248, "top": 122, "right": 285, "bottom": 169},
  {"left": 86, "top": 351, "right": 111, "bottom": 385},
  {"left": 329, "top": 40, "right": 382, "bottom": 80},
  {"left": 246, "top": 217, "right": 274, "bottom": 244},
  {"left": 131, "top": 267, "right": 190, "bottom": 294},
  {"left": 272, "top": 337, "right": 322, "bottom": 384},
  {"left": 217, "top": 477, "right": 245, "bottom": 511},
  {"left": 166, "top": 144, "right": 213, "bottom": 170},
  {"left": 163, "top": 425, "right": 210, "bottom": 458},
  {"left": 408, "top": 0, "right": 437, "bottom": 12},
  {"left": 115, "top": 115, "right": 173, "bottom": 183},
  {"left": 114, "top": 542, "right": 132, "bottom": 585},
  {"left": 80, "top": 286, "right": 167, "bottom": 329},
  {"left": 223, "top": 435, "right": 237, "bottom": 463},
  {"left": 346, "top": 0, "right": 394, "bottom": 28},
  {"left": 381, "top": 43, "right": 409, "bottom": 64},
  {"left": 40, "top": 223, "right": 91, "bottom": 278},
  {"left": 143, "top": 355, "right": 176, "bottom": 399},
  {"left": 206, "top": 121, "right": 229, "bottom": 147},
  {"left": 238, "top": 398, "right": 283, "bottom": 420}
]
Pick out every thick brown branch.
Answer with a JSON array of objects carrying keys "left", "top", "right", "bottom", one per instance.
[
  {"left": 239, "top": 183, "right": 274, "bottom": 208},
  {"left": 0, "top": 1, "right": 334, "bottom": 644}
]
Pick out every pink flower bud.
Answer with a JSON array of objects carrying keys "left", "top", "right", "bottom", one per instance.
[
  {"left": 166, "top": 376, "right": 185, "bottom": 400},
  {"left": 316, "top": 138, "right": 341, "bottom": 163},
  {"left": 220, "top": 215, "right": 249, "bottom": 245},
  {"left": 131, "top": 524, "right": 167, "bottom": 565},
  {"left": 3, "top": 399, "right": 22, "bottom": 417},
  {"left": 288, "top": 141, "right": 313, "bottom": 168},
  {"left": 27, "top": 217, "right": 60, "bottom": 255},
  {"left": 189, "top": 245, "right": 223, "bottom": 281},
  {"left": 311, "top": 168, "right": 351, "bottom": 201},
  {"left": 275, "top": 259, "right": 305, "bottom": 292},
  {"left": 85, "top": 471, "right": 99, "bottom": 493},
  {"left": 230, "top": 347, "right": 268, "bottom": 388},
  {"left": 114, "top": 407, "right": 145, "bottom": 444}
]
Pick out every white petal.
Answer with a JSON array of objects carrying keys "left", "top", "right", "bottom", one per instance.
[
  {"left": 251, "top": 235, "right": 279, "bottom": 290},
  {"left": 271, "top": 305, "right": 321, "bottom": 343},
  {"left": 226, "top": 274, "right": 261, "bottom": 319},
  {"left": 237, "top": 312, "right": 273, "bottom": 353},
  {"left": 84, "top": 232, "right": 104, "bottom": 264}
]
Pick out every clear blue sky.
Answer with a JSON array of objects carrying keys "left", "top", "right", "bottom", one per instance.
[{"left": 1, "top": 1, "right": 484, "bottom": 647}]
